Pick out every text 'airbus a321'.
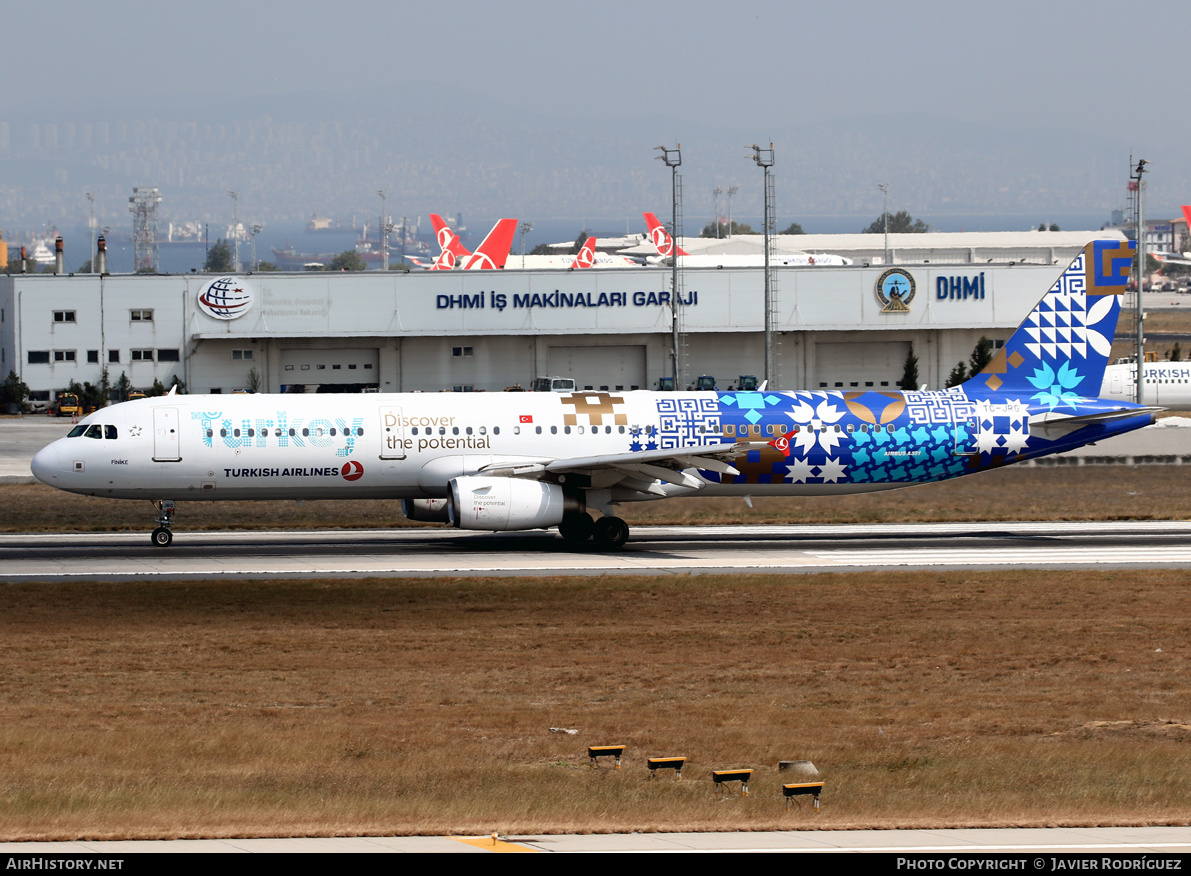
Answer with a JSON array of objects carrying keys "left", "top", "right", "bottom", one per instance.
[{"left": 32, "top": 240, "right": 1158, "bottom": 549}]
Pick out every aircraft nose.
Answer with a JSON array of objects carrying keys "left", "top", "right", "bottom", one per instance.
[{"left": 30, "top": 443, "right": 61, "bottom": 486}]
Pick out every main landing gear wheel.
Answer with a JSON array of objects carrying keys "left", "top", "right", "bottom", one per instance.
[
  {"left": 558, "top": 513, "right": 595, "bottom": 544},
  {"left": 151, "top": 527, "right": 173, "bottom": 547},
  {"left": 593, "top": 516, "right": 630, "bottom": 550}
]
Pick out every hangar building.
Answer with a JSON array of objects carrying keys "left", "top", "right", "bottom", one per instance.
[{"left": 0, "top": 250, "right": 1107, "bottom": 405}]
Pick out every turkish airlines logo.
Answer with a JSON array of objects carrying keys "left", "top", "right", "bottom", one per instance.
[
  {"left": 433, "top": 250, "right": 456, "bottom": 270},
  {"left": 769, "top": 436, "right": 791, "bottom": 457},
  {"left": 436, "top": 226, "right": 454, "bottom": 249},
  {"left": 341, "top": 461, "right": 364, "bottom": 481},
  {"left": 650, "top": 225, "right": 673, "bottom": 256},
  {"left": 465, "top": 252, "right": 497, "bottom": 270},
  {"left": 575, "top": 243, "right": 595, "bottom": 268},
  {"left": 197, "top": 276, "right": 254, "bottom": 320}
]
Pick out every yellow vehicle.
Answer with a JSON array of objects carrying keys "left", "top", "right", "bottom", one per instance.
[{"left": 53, "top": 392, "right": 82, "bottom": 418}]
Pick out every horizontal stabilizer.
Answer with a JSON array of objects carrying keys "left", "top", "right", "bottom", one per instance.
[{"left": 1029, "top": 406, "right": 1163, "bottom": 439}]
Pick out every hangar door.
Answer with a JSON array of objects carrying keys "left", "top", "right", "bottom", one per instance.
[
  {"left": 814, "top": 341, "right": 910, "bottom": 390},
  {"left": 280, "top": 347, "right": 379, "bottom": 390},
  {"left": 548, "top": 345, "right": 647, "bottom": 391}
]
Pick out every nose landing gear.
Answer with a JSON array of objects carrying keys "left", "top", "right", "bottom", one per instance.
[{"left": 151, "top": 499, "right": 176, "bottom": 547}]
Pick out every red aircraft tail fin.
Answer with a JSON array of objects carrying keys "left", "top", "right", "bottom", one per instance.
[{"left": 464, "top": 218, "right": 518, "bottom": 270}]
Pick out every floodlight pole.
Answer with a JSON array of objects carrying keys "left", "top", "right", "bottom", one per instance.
[
  {"left": 518, "top": 221, "right": 533, "bottom": 268},
  {"left": 1132, "top": 159, "right": 1149, "bottom": 404},
  {"left": 712, "top": 186, "right": 722, "bottom": 238},
  {"left": 878, "top": 183, "right": 889, "bottom": 264},
  {"left": 378, "top": 189, "right": 389, "bottom": 271},
  {"left": 228, "top": 191, "right": 239, "bottom": 272},
  {"left": 726, "top": 185, "right": 738, "bottom": 238},
  {"left": 750, "top": 143, "right": 775, "bottom": 386},
  {"left": 656, "top": 144, "right": 682, "bottom": 386}
]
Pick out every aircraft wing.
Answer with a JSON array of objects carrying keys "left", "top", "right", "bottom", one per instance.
[
  {"left": 1029, "top": 406, "right": 1164, "bottom": 440},
  {"left": 478, "top": 442, "right": 763, "bottom": 496}
]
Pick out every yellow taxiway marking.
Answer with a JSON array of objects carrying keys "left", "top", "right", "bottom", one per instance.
[{"left": 450, "top": 835, "right": 537, "bottom": 853}]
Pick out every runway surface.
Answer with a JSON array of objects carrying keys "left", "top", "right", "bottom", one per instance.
[
  {"left": 3, "top": 520, "right": 1191, "bottom": 581},
  {"left": 2, "top": 826, "right": 1190, "bottom": 853}
]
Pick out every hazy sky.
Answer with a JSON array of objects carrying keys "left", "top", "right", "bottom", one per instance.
[
  {"left": 12, "top": 0, "right": 1183, "bottom": 140},
  {"left": 4, "top": 0, "right": 1186, "bottom": 227}
]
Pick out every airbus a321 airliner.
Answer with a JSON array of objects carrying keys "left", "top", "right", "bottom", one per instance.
[{"left": 32, "top": 240, "right": 1158, "bottom": 549}]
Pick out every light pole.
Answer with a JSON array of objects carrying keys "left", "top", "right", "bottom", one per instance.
[
  {"left": 86, "top": 192, "right": 96, "bottom": 273},
  {"left": 228, "top": 190, "right": 239, "bottom": 272},
  {"left": 378, "top": 189, "right": 389, "bottom": 271},
  {"left": 726, "top": 185, "right": 738, "bottom": 238},
  {"left": 712, "top": 186, "right": 722, "bottom": 238},
  {"left": 250, "top": 224, "right": 262, "bottom": 272},
  {"left": 749, "top": 143, "right": 775, "bottom": 386},
  {"left": 655, "top": 143, "right": 682, "bottom": 386},
  {"left": 1132, "top": 159, "right": 1150, "bottom": 404},
  {"left": 518, "top": 221, "right": 533, "bottom": 268},
  {"left": 878, "top": 183, "right": 889, "bottom": 264}
]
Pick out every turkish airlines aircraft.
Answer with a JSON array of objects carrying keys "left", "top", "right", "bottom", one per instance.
[
  {"left": 642, "top": 212, "right": 852, "bottom": 266},
  {"left": 32, "top": 240, "right": 1158, "bottom": 550},
  {"left": 428, "top": 217, "right": 517, "bottom": 270},
  {"left": 1100, "top": 361, "right": 1191, "bottom": 406}
]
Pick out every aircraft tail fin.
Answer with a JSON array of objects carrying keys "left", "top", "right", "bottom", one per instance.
[
  {"left": 571, "top": 237, "right": 597, "bottom": 269},
  {"left": 430, "top": 213, "right": 471, "bottom": 258},
  {"left": 966, "top": 239, "right": 1135, "bottom": 399},
  {"left": 1183, "top": 206, "right": 1191, "bottom": 243},
  {"left": 463, "top": 218, "right": 518, "bottom": 270},
  {"left": 643, "top": 211, "right": 688, "bottom": 257}
]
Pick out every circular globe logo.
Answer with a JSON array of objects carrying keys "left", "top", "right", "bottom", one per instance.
[{"left": 198, "top": 276, "right": 254, "bottom": 320}]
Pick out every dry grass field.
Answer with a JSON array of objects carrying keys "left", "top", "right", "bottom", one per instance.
[
  {"left": 2, "top": 464, "right": 1191, "bottom": 533},
  {"left": 2, "top": 466, "right": 1190, "bottom": 840},
  {"left": 1, "top": 571, "right": 1189, "bottom": 840}
]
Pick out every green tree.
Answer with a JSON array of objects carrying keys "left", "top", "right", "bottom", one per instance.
[
  {"left": 1171, "top": 343, "right": 1182, "bottom": 362},
  {"left": 899, "top": 344, "right": 920, "bottom": 391},
  {"left": 700, "top": 220, "right": 754, "bottom": 238},
  {"left": 572, "top": 231, "right": 588, "bottom": 255},
  {"left": 969, "top": 336, "right": 994, "bottom": 376},
  {"left": 204, "top": 239, "right": 234, "bottom": 272},
  {"left": 530, "top": 242, "right": 553, "bottom": 255},
  {"left": 148, "top": 378, "right": 167, "bottom": 397},
  {"left": 945, "top": 362, "right": 968, "bottom": 388},
  {"left": 863, "top": 211, "right": 928, "bottom": 234},
  {"left": 254, "top": 260, "right": 281, "bottom": 272},
  {"left": 329, "top": 250, "right": 366, "bottom": 271},
  {"left": 781, "top": 222, "right": 805, "bottom": 235},
  {"left": 113, "top": 371, "right": 132, "bottom": 403},
  {"left": 246, "top": 367, "right": 262, "bottom": 393},
  {"left": 0, "top": 370, "right": 29, "bottom": 411}
]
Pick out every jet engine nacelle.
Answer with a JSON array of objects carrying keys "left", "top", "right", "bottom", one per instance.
[
  {"left": 447, "top": 476, "right": 581, "bottom": 531},
  {"left": 400, "top": 498, "right": 451, "bottom": 523}
]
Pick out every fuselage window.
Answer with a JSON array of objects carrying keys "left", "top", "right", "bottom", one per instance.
[
  {"left": 493, "top": 426, "right": 499, "bottom": 435},
  {"left": 329, "top": 428, "right": 337, "bottom": 437},
  {"left": 465, "top": 427, "right": 472, "bottom": 435},
  {"left": 289, "top": 428, "right": 296, "bottom": 437},
  {"left": 725, "top": 425, "right": 735, "bottom": 436},
  {"left": 356, "top": 428, "right": 364, "bottom": 436},
  {"left": 551, "top": 426, "right": 558, "bottom": 435},
  {"left": 479, "top": 426, "right": 487, "bottom": 435},
  {"left": 861, "top": 424, "right": 869, "bottom": 433},
  {"left": 565, "top": 426, "right": 571, "bottom": 434},
  {"left": 206, "top": 429, "right": 214, "bottom": 439},
  {"left": 618, "top": 426, "right": 625, "bottom": 434},
  {"left": 233, "top": 429, "right": 241, "bottom": 438},
  {"left": 411, "top": 427, "right": 419, "bottom": 435},
  {"left": 452, "top": 427, "right": 459, "bottom": 435},
  {"left": 247, "top": 429, "right": 255, "bottom": 437},
  {"left": 512, "top": 426, "right": 519, "bottom": 435},
  {"left": 792, "top": 425, "right": 800, "bottom": 433},
  {"left": 536, "top": 426, "right": 542, "bottom": 435},
  {"left": 220, "top": 429, "right": 228, "bottom": 438},
  {"left": 605, "top": 425, "right": 611, "bottom": 434},
  {"left": 438, "top": 427, "right": 445, "bottom": 435},
  {"left": 302, "top": 428, "right": 309, "bottom": 437}
]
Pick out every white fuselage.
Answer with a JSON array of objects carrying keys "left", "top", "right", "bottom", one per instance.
[{"left": 1100, "top": 362, "right": 1191, "bottom": 406}]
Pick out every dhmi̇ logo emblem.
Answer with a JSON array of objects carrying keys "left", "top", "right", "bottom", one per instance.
[
  {"left": 875, "top": 268, "right": 916, "bottom": 313},
  {"left": 198, "top": 276, "right": 254, "bottom": 320},
  {"left": 341, "top": 461, "right": 364, "bottom": 481}
]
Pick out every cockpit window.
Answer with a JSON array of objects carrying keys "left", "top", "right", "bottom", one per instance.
[
  {"left": 67, "top": 425, "right": 87, "bottom": 438},
  {"left": 104, "top": 425, "right": 118, "bottom": 439},
  {"left": 84, "top": 425, "right": 103, "bottom": 439}
]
